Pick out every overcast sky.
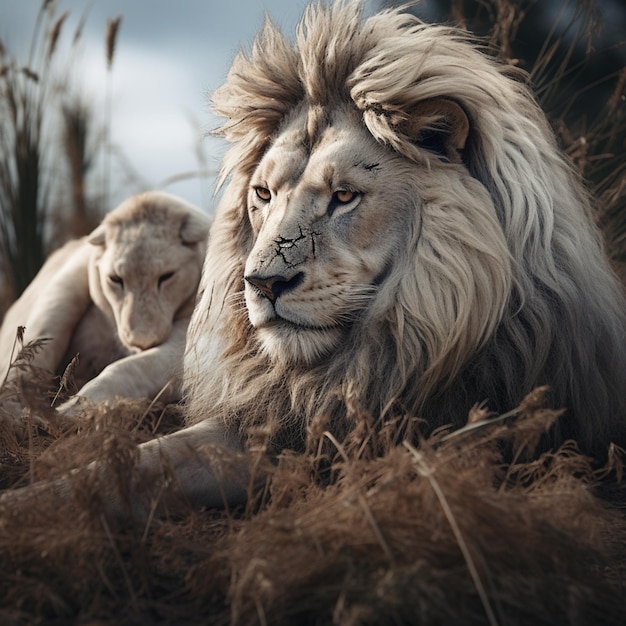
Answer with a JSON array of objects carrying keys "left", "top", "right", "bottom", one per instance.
[
  {"left": 1, "top": 1, "right": 624, "bottom": 215},
  {"left": 0, "top": 0, "right": 322, "bottom": 213}
]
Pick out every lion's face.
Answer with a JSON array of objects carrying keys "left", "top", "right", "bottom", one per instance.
[
  {"left": 95, "top": 233, "right": 197, "bottom": 351},
  {"left": 243, "top": 105, "right": 415, "bottom": 365},
  {"left": 89, "top": 193, "right": 210, "bottom": 352}
]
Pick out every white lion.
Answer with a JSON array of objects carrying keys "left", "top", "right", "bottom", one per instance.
[
  {"left": 0, "top": 191, "right": 211, "bottom": 414},
  {"left": 2, "top": 1, "right": 625, "bottom": 519}
]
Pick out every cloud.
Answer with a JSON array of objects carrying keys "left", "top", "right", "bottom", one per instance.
[{"left": 0, "top": 0, "right": 311, "bottom": 212}]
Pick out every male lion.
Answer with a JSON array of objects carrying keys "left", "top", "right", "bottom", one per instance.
[
  {"left": 2, "top": 1, "right": 626, "bottom": 518},
  {"left": 0, "top": 191, "right": 211, "bottom": 415}
]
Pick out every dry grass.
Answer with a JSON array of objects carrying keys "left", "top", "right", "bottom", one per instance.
[{"left": 0, "top": 377, "right": 624, "bottom": 625}]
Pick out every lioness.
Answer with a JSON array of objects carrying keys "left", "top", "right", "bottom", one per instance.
[{"left": 0, "top": 191, "right": 211, "bottom": 415}]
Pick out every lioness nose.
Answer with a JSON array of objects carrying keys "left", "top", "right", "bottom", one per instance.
[{"left": 245, "top": 272, "right": 304, "bottom": 303}]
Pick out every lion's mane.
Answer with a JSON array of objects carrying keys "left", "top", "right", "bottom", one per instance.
[{"left": 184, "top": 0, "right": 626, "bottom": 454}]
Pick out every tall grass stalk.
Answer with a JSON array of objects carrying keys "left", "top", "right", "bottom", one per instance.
[
  {"left": 104, "top": 16, "right": 122, "bottom": 212},
  {"left": 60, "top": 97, "right": 100, "bottom": 239}
]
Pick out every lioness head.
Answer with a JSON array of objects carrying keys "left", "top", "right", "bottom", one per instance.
[{"left": 88, "top": 191, "right": 211, "bottom": 351}]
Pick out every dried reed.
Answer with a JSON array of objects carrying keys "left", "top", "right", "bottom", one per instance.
[{"left": 102, "top": 16, "right": 122, "bottom": 214}]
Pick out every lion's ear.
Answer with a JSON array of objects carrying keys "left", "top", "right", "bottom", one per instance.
[
  {"left": 180, "top": 211, "right": 211, "bottom": 245},
  {"left": 406, "top": 99, "right": 470, "bottom": 164},
  {"left": 87, "top": 224, "right": 106, "bottom": 246}
]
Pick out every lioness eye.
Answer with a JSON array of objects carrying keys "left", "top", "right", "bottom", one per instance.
[
  {"left": 109, "top": 274, "right": 123, "bottom": 287},
  {"left": 334, "top": 190, "right": 357, "bottom": 204},
  {"left": 159, "top": 271, "right": 175, "bottom": 287},
  {"left": 255, "top": 187, "right": 271, "bottom": 202}
]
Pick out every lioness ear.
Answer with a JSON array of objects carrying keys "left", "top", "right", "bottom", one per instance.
[
  {"left": 406, "top": 99, "right": 470, "bottom": 164},
  {"left": 180, "top": 211, "right": 211, "bottom": 245},
  {"left": 87, "top": 224, "right": 106, "bottom": 246}
]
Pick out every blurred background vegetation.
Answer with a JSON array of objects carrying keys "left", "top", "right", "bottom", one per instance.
[
  {"left": 0, "top": 0, "right": 624, "bottom": 317},
  {"left": 0, "top": 2, "right": 111, "bottom": 310}
]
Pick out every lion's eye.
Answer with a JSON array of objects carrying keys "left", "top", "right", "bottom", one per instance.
[
  {"left": 159, "top": 271, "right": 175, "bottom": 287},
  {"left": 333, "top": 190, "right": 357, "bottom": 204},
  {"left": 255, "top": 187, "right": 271, "bottom": 202},
  {"left": 327, "top": 189, "right": 361, "bottom": 217},
  {"left": 109, "top": 274, "right": 123, "bottom": 287}
]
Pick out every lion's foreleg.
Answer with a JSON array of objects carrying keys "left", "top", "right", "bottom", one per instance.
[
  {"left": 125, "top": 419, "right": 250, "bottom": 518},
  {"left": 0, "top": 419, "right": 250, "bottom": 522},
  {"left": 57, "top": 320, "right": 190, "bottom": 417},
  {"left": 13, "top": 244, "right": 92, "bottom": 376}
]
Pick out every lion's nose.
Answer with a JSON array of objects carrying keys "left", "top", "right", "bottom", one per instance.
[{"left": 245, "top": 272, "right": 304, "bottom": 303}]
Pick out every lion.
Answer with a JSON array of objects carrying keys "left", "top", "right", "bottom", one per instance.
[
  {"left": 2, "top": 1, "right": 625, "bottom": 519},
  {"left": 0, "top": 191, "right": 211, "bottom": 415}
]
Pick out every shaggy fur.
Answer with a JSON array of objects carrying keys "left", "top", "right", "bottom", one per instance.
[{"left": 184, "top": 0, "right": 626, "bottom": 455}]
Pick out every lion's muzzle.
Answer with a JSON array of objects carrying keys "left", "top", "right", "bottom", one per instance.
[{"left": 244, "top": 271, "right": 304, "bottom": 304}]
